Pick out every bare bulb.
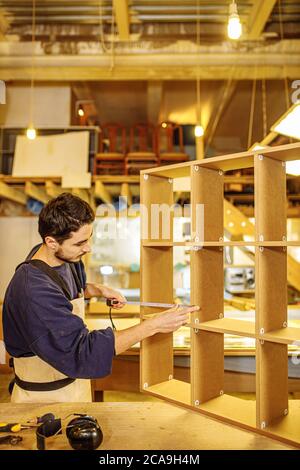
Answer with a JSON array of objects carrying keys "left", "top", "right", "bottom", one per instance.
[
  {"left": 194, "top": 125, "right": 204, "bottom": 137},
  {"left": 227, "top": 2, "right": 242, "bottom": 40},
  {"left": 26, "top": 127, "right": 36, "bottom": 140}
]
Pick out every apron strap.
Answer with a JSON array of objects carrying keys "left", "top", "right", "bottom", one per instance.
[
  {"left": 69, "top": 262, "right": 84, "bottom": 295},
  {"left": 14, "top": 373, "right": 75, "bottom": 392},
  {"left": 17, "top": 259, "right": 72, "bottom": 301}
]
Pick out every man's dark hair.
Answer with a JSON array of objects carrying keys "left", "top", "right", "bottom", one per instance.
[{"left": 38, "top": 192, "right": 95, "bottom": 243}]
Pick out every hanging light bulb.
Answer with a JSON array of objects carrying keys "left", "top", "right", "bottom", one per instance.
[
  {"left": 194, "top": 124, "right": 204, "bottom": 137},
  {"left": 78, "top": 104, "right": 85, "bottom": 117},
  {"left": 26, "top": 126, "right": 36, "bottom": 140},
  {"left": 227, "top": 1, "right": 242, "bottom": 40},
  {"left": 27, "top": 0, "right": 36, "bottom": 141}
]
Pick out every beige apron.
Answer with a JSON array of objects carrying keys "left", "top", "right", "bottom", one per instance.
[{"left": 11, "top": 293, "right": 92, "bottom": 403}]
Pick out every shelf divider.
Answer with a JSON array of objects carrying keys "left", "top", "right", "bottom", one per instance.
[
  {"left": 190, "top": 166, "right": 224, "bottom": 405},
  {"left": 140, "top": 173, "right": 174, "bottom": 389},
  {"left": 255, "top": 154, "right": 288, "bottom": 429}
]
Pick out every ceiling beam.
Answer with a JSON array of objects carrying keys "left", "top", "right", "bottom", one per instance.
[
  {"left": 25, "top": 182, "right": 50, "bottom": 204},
  {"left": 246, "top": 0, "right": 277, "bottom": 40},
  {"left": 72, "top": 188, "right": 90, "bottom": 204},
  {"left": 94, "top": 180, "right": 112, "bottom": 204},
  {"left": 0, "top": 8, "right": 10, "bottom": 41},
  {"left": 113, "top": 0, "right": 129, "bottom": 41},
  {"left": 204, "top": 79, "right": 238, "bottom": 155},
  {"left": 121, "top": 182, "right": 132, "bottom": 207},
  {"left": 2, "top": 65, "right": 299, "bottom": 81},
  {"left": 0, "top": 181, "right": 27, "bottom": 205},
  {"left": 45, "top": 181, "right": 66, "bottom": 199},
  {"left": 2, "top": 39, "right": 300, "bottom": 80},
  {"left": 147, "top": 81, "right": 163, "bottom": 124}
]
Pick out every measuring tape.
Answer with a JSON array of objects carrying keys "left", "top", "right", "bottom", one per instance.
[{"left": 106, "top": 299, "right": 191, "bottom": 308}]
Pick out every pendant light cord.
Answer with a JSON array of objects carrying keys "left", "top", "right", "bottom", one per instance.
[{"left": 29, "top": 0, "right": 36, "bottom": 127}]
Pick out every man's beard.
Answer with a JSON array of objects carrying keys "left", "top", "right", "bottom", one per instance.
[{"left": 55, "top": 249, "right": 81, "bottom": 263}]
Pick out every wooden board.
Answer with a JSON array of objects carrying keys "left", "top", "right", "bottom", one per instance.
[
  {"left": 263, "top": 327, "right": 300, "bottom": 345},
  {"left": 255, "top": 154, "right": 286, "bottom": 241},
  {"left": 0, "top": 402, "right": 294, "bottom": 450},
  {"left": 140, "top": 142, "right": 300, "bottom": 178},
  {"left": 256, "top": 341, "right": 288, "bottom": 428},
  {"left": 196, "top": 318, "right": 255, "bottom": 337}
]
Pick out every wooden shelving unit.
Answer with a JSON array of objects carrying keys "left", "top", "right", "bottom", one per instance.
[{"left": 140, "top": 142, "right": 300, "bottom": 448}]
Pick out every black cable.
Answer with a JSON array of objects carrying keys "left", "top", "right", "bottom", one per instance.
[{"left": 109, "top": 307, "right": 116, "bottom": 331}]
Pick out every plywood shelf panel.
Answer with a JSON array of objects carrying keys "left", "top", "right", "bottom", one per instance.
[
  {"left": 198, "top": 394, "right": 256, "bottom": 428},
  {"left": 142, "top": 241, "right": 300, "bottom": 247},
  {"left": 263, "top": 327, "right": 300, "bottom": 345},
  {"left": 265, "top": 400, "right": 300, "bottom": 447},
  {"left": 140, "top": 143, "right": 300, "bottom": 178},
  {"left": 190, "top": 318, "right": 256, "bottom": 338},
  {"left": 146, "top": 379, "right": 190, "bottom": 405}
]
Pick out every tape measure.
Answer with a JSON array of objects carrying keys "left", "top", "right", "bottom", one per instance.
[{"left": 106, "top": 299, "right": 190, "bottom": 308}]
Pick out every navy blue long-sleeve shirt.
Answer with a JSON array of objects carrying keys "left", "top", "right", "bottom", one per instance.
[{"left": 2, "top": 247, "right": 115, "bottom": 379}]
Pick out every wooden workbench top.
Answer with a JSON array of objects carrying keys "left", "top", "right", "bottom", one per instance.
[{"left": 0, "top": 402, "right": 296, "bottom": 450}]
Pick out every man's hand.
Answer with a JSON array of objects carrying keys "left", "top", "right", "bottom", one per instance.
[
  {"left": 149, "top": 305, "right": 199, "bottom": 334},
  {"left": 84, "top": 283, "right": 126, "bottom": 308},
  {"left": 113, "top": 304, "right": 200, "bottom": 355},
  {"left": 101, "top": 285, "right": 126, "bottom": 309}
]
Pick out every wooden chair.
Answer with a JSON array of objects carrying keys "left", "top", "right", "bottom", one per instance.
[
  {"left": 157, "top": 122, "right": 189, "bottom": 165},
  {"left": 93, "top": 123, "right": 126, "bottom": 175},
  {"left": 125, "top": 123, "right": 159, "bottom": 175}
]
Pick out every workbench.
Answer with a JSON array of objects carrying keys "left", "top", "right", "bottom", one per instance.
[{"left": 0, "top": 402, "right": 296, "bottom": 450}]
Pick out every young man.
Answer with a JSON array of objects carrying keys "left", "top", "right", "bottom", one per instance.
[{"left": 3, "top": 193, "right": 198, "bottom": 403}]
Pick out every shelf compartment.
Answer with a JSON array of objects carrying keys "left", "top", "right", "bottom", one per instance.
[
  {"left": 145, "top": 379, "right": 190, "bottom": 406},
  {"left": 265, "top": 400, "right": 300, "bottom": 447},
  {"left": 190, "top": 318, "right": 255, "bottom": 338},
  {"left": 263, "top": 326, "right": 300, "bottom": 345},
  {"left": 198, "top": 393, "right": 256, "bottom": 428},
  {"left": 140, "top": 245, "right": 174, "bottom": 388}
]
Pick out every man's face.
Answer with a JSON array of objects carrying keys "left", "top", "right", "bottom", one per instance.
[{"left": 55, "top": 224, "right": 93, "bottom": 262}]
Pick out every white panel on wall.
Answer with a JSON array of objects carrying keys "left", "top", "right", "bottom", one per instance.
[
  {"left": 2, "top": 85, "right": 71, "bottom": 127},
  {"left": 0, "top": 217, "right": 40, "bottom": 300},
  {"left": 13, "top": 131, "right": 90, "bottom": 177}
]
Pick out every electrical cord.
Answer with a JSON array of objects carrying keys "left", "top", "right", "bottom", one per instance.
[{"left": 109, "top": 307, "right": 116, "bottom": 331}]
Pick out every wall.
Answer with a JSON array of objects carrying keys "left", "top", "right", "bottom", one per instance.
[{"left": 0, "top": 84, "right": 71, "bottom": 127}]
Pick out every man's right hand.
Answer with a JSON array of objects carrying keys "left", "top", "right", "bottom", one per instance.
[
  {"left": 113, "top": 304, "right": 200, "bottom": 355},
  {"left": 150, "top": 305, "right": 200, "bottom": 334}
]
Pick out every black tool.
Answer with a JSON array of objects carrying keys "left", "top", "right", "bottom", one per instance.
[{"left": 0, "top": 435, "right": 23, "bottom": 446}]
